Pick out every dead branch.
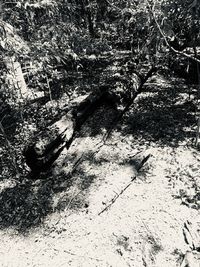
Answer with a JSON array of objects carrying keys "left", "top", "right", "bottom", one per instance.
[{"left": 98, "top": 154, "right": 151, "bottom": 215}]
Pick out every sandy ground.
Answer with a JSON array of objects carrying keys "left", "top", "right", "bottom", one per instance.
[{"left": 1, "top": 142, "right": 200, "bottom": 267}]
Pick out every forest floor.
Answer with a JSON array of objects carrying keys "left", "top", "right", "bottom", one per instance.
[{"left": 0, "top": 73, "right": 200, "bottom": 267}]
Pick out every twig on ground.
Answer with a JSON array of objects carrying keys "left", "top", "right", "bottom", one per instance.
[
  {"left": 98, "top": 154, "right": 151, "bottom": 215},
  {"left": 65, "top": 188, "right": 82, "bottom": 211},
  {"left": 63, "top": 249, "right": 104, "bottom": 262}
]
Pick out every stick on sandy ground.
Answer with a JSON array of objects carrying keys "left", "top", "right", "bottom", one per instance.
[{"left": 98, "top": 154, "right": 151, "bottom": 215}]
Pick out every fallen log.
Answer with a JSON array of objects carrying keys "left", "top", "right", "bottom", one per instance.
[
  {"left": 23, "top": 66, "right": 156, "bottom": 174},
  {"left": 23, "top": 88, "right": 109, "bottom": 173}
]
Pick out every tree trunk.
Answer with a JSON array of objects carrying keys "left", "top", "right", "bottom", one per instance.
[
  {"left": 79, "top": 0, "right": 95, "bottom": 37},
  {"left": 24, "top": 67, "right": 156, "bottom": 174},
  {"left": 4, "top": 56, "right": 28, "bottom": 102}
]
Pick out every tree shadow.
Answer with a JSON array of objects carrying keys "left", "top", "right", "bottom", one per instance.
[
  {"left": 0, "top": 100, "right": 19, "bottom": 137},
  {"left": 122, "top": 80, "right": 197, "bottom": 147},
  {"left": 0, "top": 156, "right": 97, "bottom": 233}
]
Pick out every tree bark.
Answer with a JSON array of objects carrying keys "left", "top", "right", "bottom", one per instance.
[{"left": 4, "top": 56, "right": 28, "bottom": 102}]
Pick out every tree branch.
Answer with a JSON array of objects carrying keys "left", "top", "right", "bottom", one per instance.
[{"left": 147, "top": 0, "right": 200, "bottom": 64}]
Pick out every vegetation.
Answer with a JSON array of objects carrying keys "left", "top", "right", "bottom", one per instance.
[{"left": 0, "top": 1, "right": 200, "bottom": 265}]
